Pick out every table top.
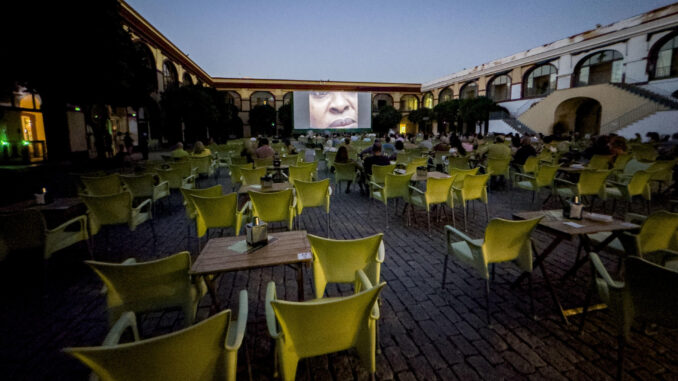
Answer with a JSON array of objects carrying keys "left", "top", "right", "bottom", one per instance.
[
  {"left": 0, "top": 197, "right": 83, "bottom": 214},
  {"left": 410, "top": 171, "right": 451, "bottom": 182},
  {"left": 557, "top": 166, "right": 587, "bottom": 173},
  {"left": 266, "top": 165, "right": 289, "bottom": 170},
  {"left": 237, "top": 182, "right": 292, "bottom": 194},
  {"left": 190, "top": 230, "right": 311, "bottom": 275},
  {"left": 513, "top": 209, "right": 640, "bottom": 236}
]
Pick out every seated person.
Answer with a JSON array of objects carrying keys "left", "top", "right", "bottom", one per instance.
[
  {"left": 486, "top": 135, "right": 511, "bottom": 159},
  {"left": 361, "top": 142, "right": 391, "bottom": 186},
  {"left": 255, "top": 137, "right": 275, "bottom": 158},
  {"left": 171, "top": 142, "right": 189, "bottom": 159},
  {"left": 283, "top": 138, "right": 297, "bottom": 155},
  {"left": 191, "top": 141, "right": 212, "bottom": 157},
  {"left": 334, "top": 145, "right": 363, "bottom": 193},
  {"left": 512, "top": 137, "right": 537, "bottom": 170}
]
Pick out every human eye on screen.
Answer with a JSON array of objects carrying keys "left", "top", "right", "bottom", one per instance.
[{"left": 310, "top": 91, "right": 329, "bottom": 98}]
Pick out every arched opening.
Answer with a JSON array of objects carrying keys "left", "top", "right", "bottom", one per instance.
[
  {"left": 573, "top": 50, "right": 623, "bottom": 87},
  {"left": 283, "top": 92, "right": 293, "bottom": 105},
  {"left": 487, "top": 74, "right": 511, "bottom": 102},
  {"left": 400, "top": 94, "right": 419, "bottom": 111},
  {"left": 648, "top": 31, "right": 678, "bottom": 80},
  {"left": 523, "top": 64, "right": 557, "bottom": 98},
  {"left": 250, "top": 91, "right": 275, "bottom": 108},
  {"left": 136, "top": 42, "right": 157, "bottom": 92},
  {"left": 439, "top": 87, "right": 454, "bottom": 103},
  {"left": 182, "top": 72, "right": 193, "bottom": 86},
  {"left": 225, "top": 91, "right": 242, "bottom": 110},
  {"left": 162, "top": 60, "right": 178, "bottom": 90},
  {"left": 554, "top": 97, "right": 602, "bottom": 136},
  {"left": 459, "top": 82, "right": 477, "bottom": 99},
  {"left": 422, "top": 92, "right": 433, "bottom": 108},
  {"left": 372, "top": 93, "right": 393, "bottom": 111}
]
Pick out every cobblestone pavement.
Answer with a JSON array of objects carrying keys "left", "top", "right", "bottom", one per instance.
[{"left": 1, "top": 166, "right": 676, "bottom": 381}]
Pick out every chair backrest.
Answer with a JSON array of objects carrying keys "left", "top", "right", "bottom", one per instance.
[
  {"left": 487, "top": 157, "right": 510, "bottom": 176},
  {"left": 448, "top": 156, "right": 470, "bottom": 170},
  {"left": 254, "top": 156, "right": 273, "bottom": 168},
  {"left": 577, "top": 170, "right": 610, "bottom": 197},
  {"left": 647, "top": 159, "right": 676, "bottom": 182},
  {"left": 171, "top": 161, "right": 195, "bottom": 178},
  {"left": 308, "top": 233, "right": 383, "bottom": 298},
  {"left": 270, "top": 283, "right": 385, "bottom": 359},
  {"left": 281, "top": 154, "right": 299, "bottom": 166},
  {"left": 630, "top": 143, "right": 658, "bottom": 162},
  {"left": 535, "top": 164, "right": 560, "bottom": 187},
  {"left": 157, "top": 166, "right": 190, "bottom": 189},
  {"left": 180, "top": 185, "right": 223, "bottom": 219},
  {"left": 230, "top": 163, "right": 253, "bottom": 184},
  {"left": 449, "top": 167, "right": 479, "bottom": 188},
  {"left": 191, "top": 193, "right": 239, "bottom": 237},
  {"left": 612, "top": 153, "right": 632, "bottom": 171},
  {"left": 334, "top": 162, "right": 356, "bottom": 182},
  {"left": 637, "top": 211, "right": 678, "bottom": 255},
  {"left": 384, "top": 173, "right": 413, "bottom": 199},
  {"left": 248, "top": 189, "right": 294, "bottom": 224},
  {"left": 121, "top": 174, "right": 155, "bottom": 199},
  {"left": 65, "top": 308, "right": 233, "bottom": 381},
  {"left": 426, "top": 176, "right": 454, "bottom": 205},
  {"left": 294, "top": 179, "right": 330, "bottom": 212},
  {"left": 241, "top": 167, "right": 268, "bottom": 186},
  {"left": 461, "top": 174, "right": 489, "bottom": 201},
  {"left": 81, "top": 192, "right": 132, "bottom": 226},
  {"left": 625, "top": 256, "right": 678, "bottom": 331},
  {"left": 81, "top": 174, "right": 122, "bottom": 195},
  {"left": 0, "top": 210, "right": 46, "bottom": 258},
  {"left": 288, "top": 165, "right": 314, "bottom": 185},
  {"left": 395, "top": 152, "right": 410, "bottom": 165},
  {"left": 626, "top": 170, "right": 652, "bottom": 199},
  {"left": 189, "top": 156, "right": 212, "bottom": 175},
  {"left": 622, "top": 158, "right": 653, "bottom": 178},
  {"left": 406, "top": 158, "right": 427, "bottom": 174},
  {"left": 483, "top": 217, "right": 541, "bottom": 266},
  {"left": 587, "top": 154, "right": 612, "bottom": 170},
  {"left": 371, "top": 164, "right": 396, "bottom": 185},
  {"left": 522, "top": 156, "right": 539, "bottom": 174}
]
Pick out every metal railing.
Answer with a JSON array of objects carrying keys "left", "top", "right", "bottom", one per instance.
[{"left": 600, "top": 102, "right": 662, "bottom": 135}]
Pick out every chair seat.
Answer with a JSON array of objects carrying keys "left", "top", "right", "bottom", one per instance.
[
  {"left": 557, "top": 187, "right": 574, "bottom": 198},
  {"left": 516, "top": 181, "right": 536, "bottom": 191},
  {"left": 588, "top": 232, "right": 624, "bottom": 254},
  {"left": 450, "top": 239, "right": 484, "bottom": 267},
  {"left": 410, "top": 193, "right": 426, "bottom": 208},
  {"left": 372, "top": 191, "right": 384, "bottom": 202},
  {"left": 605, "top": 187, "right": 623, "bottom": 198}
]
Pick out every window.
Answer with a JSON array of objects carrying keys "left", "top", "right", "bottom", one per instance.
[
  {"left": 574, "top": 50, "right": 623, "bottom": 87},
  {"left": 250, "top": 91, "right": 274, "bottom": 107},
  {"left": 653, "top": 34, "right": 678, "bottom": 79},
  {"left": 422, "top": 92, "right": 433, "bottom": 108},
  {"left": 487, "top": 75, "right": 511, "bottom": 102},
  {"left": 182, "top": 72, "right": 193, "bottom": 86},
  {"left": 400, "top": 95, "right": 419, "bottom": 111},
  {"left": 523, "top": 64, "right": 557, "bottom": 98},
  {"left": 460, "top": 82, "right": 477, "bottom": 99},
  {"left": 225, "top": 91, "right": 241, "bottom": 109},
  {"left": 162, "top": 61, "right": 178, "bottom": 90},
  {"left": 372, "top": 93, "right": 393, "bottom": 110},
  {"left": 136, "top": 43, "right": 157, "bottom": 91},
  {"left": 439, "top": 87, "right": 454, "bottom": 103},
  {"left": 283, "top": 92, "right": 293, "bottom": 105}
]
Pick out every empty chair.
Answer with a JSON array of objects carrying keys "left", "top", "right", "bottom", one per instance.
[
  {"left": 85, "top": 251, "right": 206, "bottom": 327},
  {"left": 296, "top": 160, "right": 319, "bottom": 180},
  {"left": 555, "top": 169, "right": 610, "bottom": 209},
  {"left": 333, "top": 162, "right": 358, "bottom": 193},
  {"left": 586, "top": 154, "right": 613, "bottom": 170},
  {"left": 409, "top": 176, "right": 455, "bottom": 235},
  {"left": 451, "top": 173, "right": 490, "bottom": 231},
  {"left": 580, "top": 254, "right": 678, "bottom": 379},
  {"left": 265, "top": 278, "right": 385, "bottom": 381},
  {"left": 120, "top": 173, "right": 170, "bottom": 214},
  {"left": 229, "top": 163, "right": 253, "bottom": 191},
  {"left": 308, "top": 233, "right": 384, "bottom": 298},
  {"left": 189, "top": 155, "right": 217, "bottom": 183},
  {"left": 483, "top": 157, "right": 511, "bottom": 190},
  {"left": 449, "top": 167, "right": 480, "bottom": 189},
  {"left": 604, "top": 170, "right": 652, "bottom": 214},
  {"left": 248, "top": 189, "right": 296, "bottom": 230},
  {"left": 443, "top": 217, "right": 542, "bottom": 323},
  {"left": 157, "top": 164, "right": 196, "bottom": 191},
  {"left": 191, "top": 193, "right": 246, "bottom": 251},
  {"left": 369, "top": 172, "right": 413, "bottom": 228},
  {"left": 65, "top": 290, "right": 247, "bottom": 381},
  {"left": 287, "top": 164, "right": 314, "bottom": 185},
  {"left": 180, "top": 185, "right": 224, "bottom": 251},
  {"left": 80, "top": 174, "right": 122, "bottom": 195},
  {"left": 240, "top": 167, "right": 267, "bottom": 186},
  {"left": 611, "top": 153, "right": 632, "bottom": 176},
  {"left": 514, "top": 164, "right": 560, "bottom": 203},
  {"left": 294, "top": 179, "right": 332, "bottom": 235},
  {"left": 254, "top": 156, "right": 273, "bottom": 168},
  {"left": 405, "top": 157, "right": 427, "bottom": 174},
  {"left": 647, "top": 159, "right": 676, "bottom": 192},
  {"left": 630, "top": 143, "right": 658, "bottom": 162},
  {"left": 370, "top": 164, "right": 396, "bottom": 187}
]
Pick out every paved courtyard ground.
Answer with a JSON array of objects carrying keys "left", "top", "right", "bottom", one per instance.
[{"left": 1, "top": 163, "right": 676, "bottom": 380}]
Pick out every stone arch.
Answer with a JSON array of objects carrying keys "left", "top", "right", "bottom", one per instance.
[{"left": 554, "top": 97, "right": 601, "bottom": 135}]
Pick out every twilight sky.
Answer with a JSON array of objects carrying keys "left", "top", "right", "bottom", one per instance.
[{"left": 127, "top": 0, "right": 676, "bottom": 84}]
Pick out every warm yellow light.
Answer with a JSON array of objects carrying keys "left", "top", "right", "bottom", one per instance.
[{"left": 399, "top": 124, "right": 406, "bottom": 134}]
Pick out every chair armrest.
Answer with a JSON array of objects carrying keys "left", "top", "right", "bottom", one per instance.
[
  {"left": 590, "top": 252, "right": 624, "bottom": 290},
  {"left": 554, "top": 178, "right": 575, "bottom": 186},
  {"left": 624, "top": 213, "right": 647, "bottom": 224},
  {"left": 355, "top": 269, "right": 381, "bottom": 320},
  {"left": 225, "top": 289, "right": 248, "bottom": 351},
  {"left": 369, "top": 182, "right": 383, "bottom": 190},
  {"left": 45, "top": 214, "right": 88, "bottom": 236},
  {"left": 238, "top": 200, "right": 251, "bottom": 216},
  {"left": 153, "top": 180, "right": 169, "bottom": 195},
  {"left": 408, "top": 185, "right": 424, "bottom": 195},
  {"left": 132, "top": 198, "right": 153, "bottom": 214},
  {"left": 265, "top": 281, "right": 280, "bottom": 339},
  {"left": 445, "top": 225, "right": 480, "bottom": 248},
  {"left": 101, "top": 311, "right": 140, "bottom": 346},
  {"left": 606, "top": 180, "right": 627, "bottom": 187},
  {"left": 513, "top": 172, "right": 535, "bottom": 181}
]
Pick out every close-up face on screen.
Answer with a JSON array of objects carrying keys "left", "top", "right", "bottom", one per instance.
[{"left": 308, "top": 91, "right": 358, "bottom": 129}]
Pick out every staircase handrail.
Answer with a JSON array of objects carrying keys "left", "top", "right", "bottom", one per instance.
[{"left": 600, "top": 101, "right": 661, "bottom": 135}]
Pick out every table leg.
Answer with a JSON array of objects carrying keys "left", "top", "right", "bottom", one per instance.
[
  {"left": 203, "top": 275, "right": 222, "bottom": 313},
  {"left": 297, "top": 263, "right": 305, "bottom": 301},
  {"left": 561, "top": 231, "right": 624, "bottom": 281},
  {"left": 537, "top": 258, "right": 569, "bottom": 324},
  {"left": 511, "top": 236, "right": 564, "bottom": 289}
]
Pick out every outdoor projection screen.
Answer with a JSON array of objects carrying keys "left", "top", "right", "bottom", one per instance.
[{"left": 292, "top": 91, "right": 371, "bottom": 133}]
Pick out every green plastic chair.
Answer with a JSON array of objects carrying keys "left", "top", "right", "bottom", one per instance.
[
  {"left": 647, "top": 159, "right": 676, "bottom": 193},
  {"left": 294, "top": 179, "right": 332, "bottom": 236},
  {"left": 65, "top": 291, "right": 247, "bottom": 381},
  {"left": 333, "top": 162, "right": 357, "bottom": 193},
  {"left": 370, "top": 164, "right": 396, "bottom": 186},
  {"left": 451, "top": 174, "right": 490, "bottom": 231},
  {"left": 514, "top": 164, "right": 560, "bottom": 203},
  {"left": 240, "top": 167, "right": 267, "bottom": 186},
  {"left": 156, "top": 165, "right": 196, "bottom": 191},
  {"left": 521, "top": 156, "right": 539, "bottom": 176},
  {"left": 248, "top": 189, "right": 296, "bottom": 230},
  {"left": 80, "top": 191, "right": 156, "bottom": 249},
  {"left": 191, "top": 193, "right": 246, "bottom": 251},
  {"left": 443, "top": 217, "right": 542, "bottom": 323},
  {"left": 265, "top": 276, "right": 385, "bottom": 381},
  {"left": 611, "top": 153, "right": 632, "bottom": 175},
  {"left": 405, "top": 157, "right": 428, "bottom": 174},
  {"left": 307, "top": 233, "right": 384, "bottom": 298},
  {"left": 369, "top": 172, "right": 413, "bottom": 228},
  {"left": 605, "top": 170, "right": 652, "bottom": 214},
  {"left": 555, "top": 169, "right": 610, "bottom": 209},
  {"left": 80, "top": 174, "right": 122, "bottom": 196},
  {"left": 287, "top": 164, "right": 314, "bottom": 185},
  {"left": 254, "top": 156, "right": 273, "bottom": 168},
  {"left": 587, "top": 154, "right": 613, "bottom": 170},
  {"left": 85, "top": 251, "right": 206, "bottom": 327},
  {"left": 449, "top": 167, "right": 480, "bottom": 189},
  {"left": 581, "top": 253, "right": 678, "bottom": 379},
  {"left": 180, "top": 185, "right": 224, "bottom": 251},
  {"left": 120, "top": 173, "right": 170, "bottom": 214},
  {"left": 229, "top": 163, "right": 253, "bottom": 191},
  {"left": 447, "top": 156, "right": 470, "bottom": 170},
  {"left": 189, "top": 155, "right": 216, "bottom": 178},
  {"left": 281, "top": 154, "right": 299, "bottom": 166},
  {"left": 409, "top": 176, "right": 455, "bottom": 235},
  {"left": 630, "top": 143, "right": 658, "bottom": 162}
]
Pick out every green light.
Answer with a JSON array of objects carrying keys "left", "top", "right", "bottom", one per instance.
[
  {"left": 94, "top": 114, "right": 99, "bottom": 119},
  {"left": 75, "top": 106, "right": 81, "bottom": 112},
  {"left": 132, "top": 113, "right": 137, "bottom": 117},
  {"left": 1, "top": 140, "right": 9, "bottom": 146},
  {"left": 22, "top": 140, "right": 30, "bottom": 146}
]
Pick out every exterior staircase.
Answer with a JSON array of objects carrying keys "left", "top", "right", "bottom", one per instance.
[
  {"left": 610, "top": 82, "right": 678, "bottom": 109},
  {"left": 489, "top": 111, "right": 536, "bottom": 135}
]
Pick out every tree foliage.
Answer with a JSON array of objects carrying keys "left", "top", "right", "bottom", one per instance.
[
  {"left": 249, "top": 105, "right": 277, "bottom": 136},
  {"left": 277, "top": 103, "right": 293, "bottom": 137},
  {"left": 407, "top": 108, "right": 433, "bottom": 134},
  {"left": 433, "top": 100, "right": 459, "bottom": 133},
  {"left": 373, "top": 106, "right": 401, "bottom": 134}
]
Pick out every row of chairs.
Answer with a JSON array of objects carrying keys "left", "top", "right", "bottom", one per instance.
[{"left": 64, "top": 233, "right": 387, "bottom": 381}]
